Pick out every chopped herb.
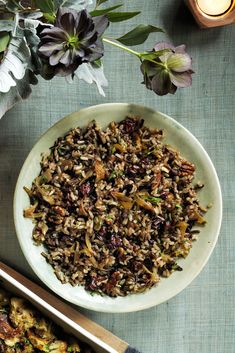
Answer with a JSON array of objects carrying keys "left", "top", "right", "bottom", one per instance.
[
  {"left": 108, "top": 171, "right": 116, "bottom": 180},
  {"left": 14, "top": 342, "right": 22, "bottom": 348},
  {"left": 57, "top": 147, "right": 67, "bottom": 155},
  {"left": 94, "top": 217, "right": 103, "bottom": 230},
  {"left": 23, "top": 338, "right": 31, "bottom": 344},
  {"left": 175, "top": 204, "right": 181, "bottom": 208},
  {"left": 111, "top": 146, "right": 116, "bottom": 154},
  {"left": 89, "top": 291, "right": 96, "bottom": 296},
  {"left": 143, "top": 196, "right": 161, "bottom": 205},
  {"left": 145, "top": 147, "right": 157, "bottom": 156},
  {"left": 172, "top": 264, "right": 183, "bottom": 271},
  {"left": 67, "top": 347, "right": 73, "bottom": 352},
  {"left": 0, "top": 307, "right": 8, "bottom": 313},
  {"left": 106, "top": 215, "right": 113, "bottom": 220},
  {"left": 40, "top": 175, "right": 48, "bottom": 183}
]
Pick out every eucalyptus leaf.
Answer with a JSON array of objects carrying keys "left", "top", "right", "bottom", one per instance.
[
  {"left": 23, "top": 19, "right": 41, "bottom": 51},
  {"left": 23, "top": 18, "right": 41, "bottom": 35},
  {"left": 6, "top": 0, "right": 21, "bottom": 12},
  {"left": 23, "top": 18, "right": 42, "bottom": 72},
  {"left": 19, "top": 11, "right": 43, "bottom": 19},
  {"left": 0, "top": 69, "right": 33, "bottom": 119},
  {"left": 117, "top": 24, "right": 164, "bottom": 46},
  {"left": 35, "top": 0, "right": 55, "bottom": 14},
  {"left": 0, "top": 32, "right": 10, "bottom": 52},
  {"left": 0, "top": 20, "right": 14, "bottom": 32},
  {"left": 107, "top": 11, "right": 140, "bottom": 23},
  {"left": 13, "top": 22, "right": 25, "bottom": 38},
  {"left": 90, "top": 4, "right": 123, "bottom": 16},
  {"left": 96, "top": 0, "right": 108, "bottom": 6},
  {"left": 74, "top": 62, "right": 108, "bottom": 96},
  {"left": 0, "top": 37, "right": 30, "bottom": 93}
]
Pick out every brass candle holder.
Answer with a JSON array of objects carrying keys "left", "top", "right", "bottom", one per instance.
[{"left": 185, "top": 0, "right": 235, "bottom": 28}]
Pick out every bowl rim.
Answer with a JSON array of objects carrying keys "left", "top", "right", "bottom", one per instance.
[{"left": 13, "top": 102, "right": 223, "bottom": 312}]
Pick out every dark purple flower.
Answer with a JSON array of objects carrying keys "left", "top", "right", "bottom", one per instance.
[
  {"left": 141, "top": 42, "right": 194, "bottom": 96},
  {"left": 38, "top": 7, "right": 109, "bottom": 76}
]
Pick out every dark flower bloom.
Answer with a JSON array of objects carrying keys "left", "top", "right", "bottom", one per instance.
[
  {"left": 38, "top": 7, "right": 109, "bottom": 76},
  {"left": 141, "top": 42, "right": 194, "bottom": 96}
]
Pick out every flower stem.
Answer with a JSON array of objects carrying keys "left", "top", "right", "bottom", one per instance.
[{"left": 103, "top": 38, "right": 141, "bottom": 58}]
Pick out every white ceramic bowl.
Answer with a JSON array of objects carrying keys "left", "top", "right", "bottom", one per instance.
[{"left": 14, "top": 103, "right": 222, "bottom": 313}]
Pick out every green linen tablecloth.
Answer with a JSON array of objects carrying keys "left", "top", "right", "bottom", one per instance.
[{"left": 0, "top": 1, "right": 234, "bottom": 352}]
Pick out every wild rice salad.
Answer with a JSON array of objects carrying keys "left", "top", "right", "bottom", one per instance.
[
  {"left": 24, "top": 116, "right": 207, "bottom": 297},
  {"left": 0, "top": 288, "right": 94, "bottom": 353}
]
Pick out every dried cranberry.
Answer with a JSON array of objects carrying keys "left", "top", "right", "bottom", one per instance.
[
  {"left": 168, "top": 151, "right": 175, "bottom": 162},
  {"left": 141, "top": 157, "right": 150, "bottom": 165},
  {"left": 87, "top": 276, "right": 98, "bottom": 290},
  {"left": 164, "top": 221, "right": 171, "bottom": 230},
  {"left": 98, "top": 225, "right": 107, "bottom": 238},
  {"left": 108, "top": 271, "right": 119, "bottom": 286},
  {"left": 80, "top": 182, "right": 91, "bottom": 196},
  {"left": 60, "top": 235, "right": 74, "bottom": 247},
  {"left": 132, "top": 261, "right": 142, "bottom": 271},
  {"left": 152, "top": 216, "right": 165, "bottom": 229},
  {"left": 45, "top": 233, "right": 58, "bottom": 248},
  {"left": 127, "top": 165, "right": 145, "bottom": 177},
  {"left": 170, "top": 168, "right": 179, "bottom": 176},
  {"left": 122, "top": 118, "right": 136, "bottom": 133},
  {"left": 160, "top": 191, "right": 169, "bottom": 200},
  {"left": 110, "top": 234, "right": 122, "bottom": 247}
]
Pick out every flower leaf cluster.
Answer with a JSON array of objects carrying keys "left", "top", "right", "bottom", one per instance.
[{"left": 0, "top": 0, "right": 194, "bottom": 119}]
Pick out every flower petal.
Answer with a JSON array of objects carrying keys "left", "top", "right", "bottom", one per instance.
[
  {"left": 56, "top": 7, "right": 78, "bottom": 28},
  {"left": 154, "top": 41, "right": 175, "bottom": 51},
  {"left": 60, "top": 50, "right": 72, "bottom": 66},
  {"left": 175, "top": 44, "right": 186, "bottom": 54},
  {"left": 85, "top": 38, "right": 104, "bottom": 61},
  {"left": 140, "top": 60, "right": 159, "bottom": 77},
  {"left": 74, "top": 62, "right": 108, "bottom": 96},
  {"left": 154, "top": 42, "right": 173, "bottom": 63},
  {"left": 60, "top": 12, "right": 76, "bottom": 36},
  {"left": 151, "top": 70, "right": 175, "bottom": 96},
  {"left": 49, "top": 50, "right": 65, "bottom": 66},
  {"left": 169, "top": 71, "right": 192, "bottom": 88},
  {"left": 75, "top": 9, "right": 89, "bottom": 35},
  {"left": 92, "top": 15, "right": 109, "bottom": 36},
  {"left": 41, "top": 27, "right": 67, "bottom": 41},
  {"left": 167, "top": 53, "right": 192, "bottom": 72},
  {"left": 38, "top": 42, "right": 64, "bottom": 56}
]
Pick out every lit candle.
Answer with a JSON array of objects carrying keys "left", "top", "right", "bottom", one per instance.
[{"left": 197, "top": 0, "right": 232, "bottom": 15}]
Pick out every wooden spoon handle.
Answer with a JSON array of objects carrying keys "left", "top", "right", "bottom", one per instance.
[{"left": 0, "top": 261, "right": 128, "bottom": 353}]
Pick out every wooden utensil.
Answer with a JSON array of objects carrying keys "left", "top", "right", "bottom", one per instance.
[{"left": 0, "top": 261, "right": 141, "bottom": 353}]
